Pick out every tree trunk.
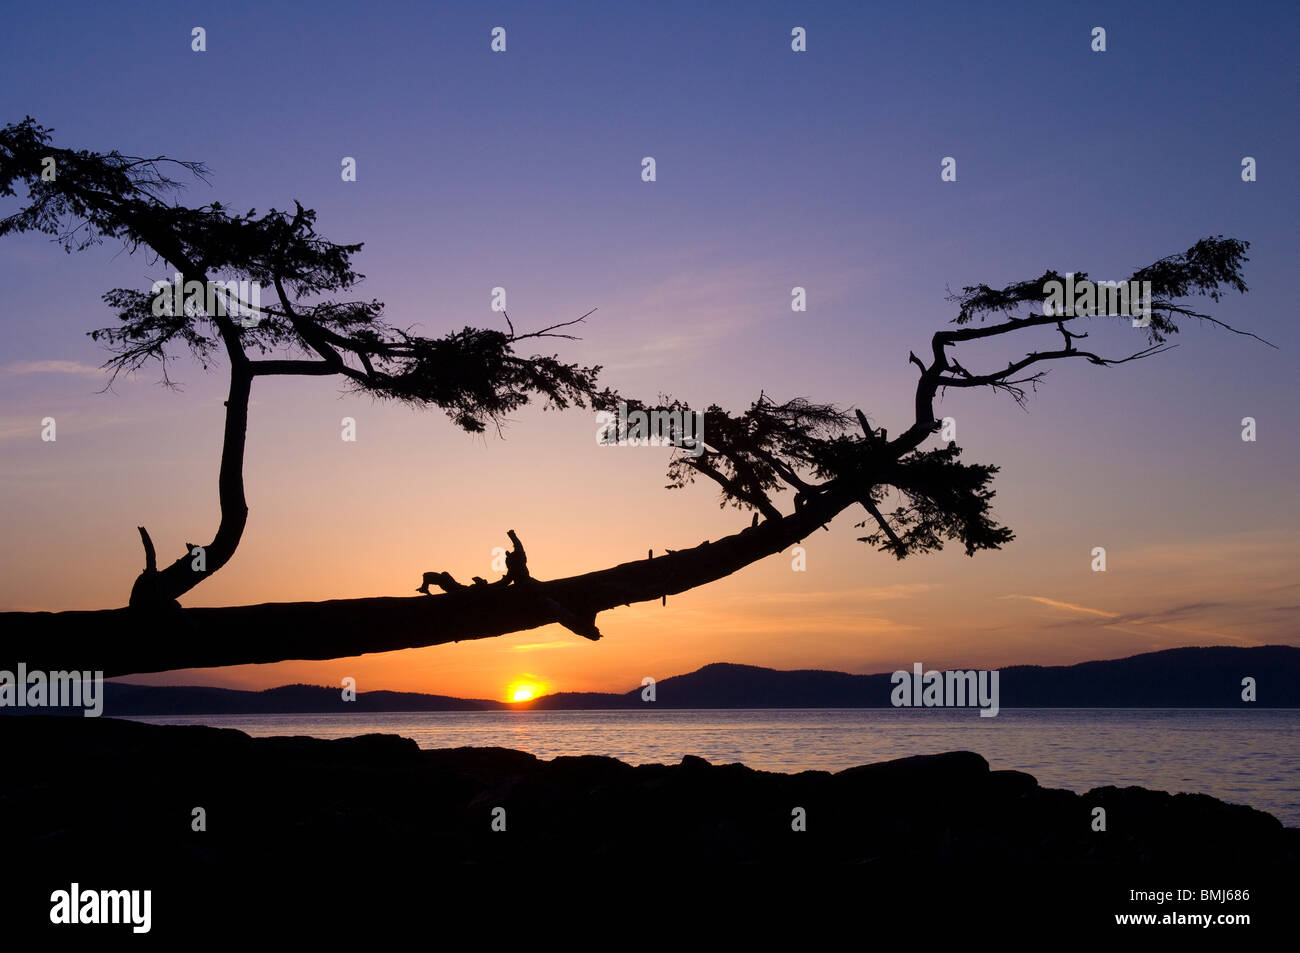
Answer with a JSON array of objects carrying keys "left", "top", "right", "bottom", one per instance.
[
  {"left": 129, "top": 365, "right": 252, "bottom": 606},
  {"left": 0, "top": 485, "right": 856, "bottom": 679}
]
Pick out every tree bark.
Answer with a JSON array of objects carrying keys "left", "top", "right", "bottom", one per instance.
[{"left": 0, "top": 485, "right": 855, "bottom": 679}]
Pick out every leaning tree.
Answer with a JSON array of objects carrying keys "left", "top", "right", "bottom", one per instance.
[
  {"left": 0, "top": 117, "right": 611, "bottom": 611},
  {"left": 0, "top": 118, "right": 1264, "bottom": 678}
]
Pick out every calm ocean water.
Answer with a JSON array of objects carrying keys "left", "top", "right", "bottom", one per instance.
[{"left": 130, "top": 708, "right": 1300, "bottom": 827}]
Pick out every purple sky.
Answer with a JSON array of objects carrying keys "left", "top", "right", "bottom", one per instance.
[{"left": 1, "top": 1, "right": 1296, "bottom": 699}]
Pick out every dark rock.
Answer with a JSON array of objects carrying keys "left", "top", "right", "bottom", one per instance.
[{"left": 0, "top": 716, "right": 1294, "bottom": 873}]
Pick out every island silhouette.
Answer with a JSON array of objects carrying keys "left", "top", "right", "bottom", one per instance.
[{"left": 8, "top": 645, "right": 1292, "bottom": 717}]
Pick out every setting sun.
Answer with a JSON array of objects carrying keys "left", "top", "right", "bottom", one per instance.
[{"left": 506, "top": 678, "right": 547, "bottom": 703}]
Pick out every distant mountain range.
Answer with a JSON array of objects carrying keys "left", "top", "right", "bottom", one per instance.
[
  {"left": 6, "top": 645, "right": 1296, "bottom": 716},
  {"left": 524, "top": 645, "right": 1299, "bottom": 710}
]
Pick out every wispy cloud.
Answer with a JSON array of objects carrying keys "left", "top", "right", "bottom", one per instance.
[
  {"left": 3, "top": 360, "right": 103, "bottom": 377},
  {"left": 597, "top": 257, "right": 795, "bottom": 371},
  {"left": 1107, "top": 602, "right": 1227, "bottom": 626},
  {"left": 1001, "top": 594, "right": 1118, "bottom": 618},
  {"left": 1003, "top": 594, "right": 1253, "bottom": 646}
]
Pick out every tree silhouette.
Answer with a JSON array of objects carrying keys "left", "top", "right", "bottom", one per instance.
[
  {"left": 0, "top": 117, "right": 609, "bottom": 608},
  {"left": 0, "top": 118, "right": 1264, "bottom": 679}
]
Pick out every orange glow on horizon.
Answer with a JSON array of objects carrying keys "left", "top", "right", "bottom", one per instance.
[{"left": 507, "top": 677, "right": 547, "bottom": 703}]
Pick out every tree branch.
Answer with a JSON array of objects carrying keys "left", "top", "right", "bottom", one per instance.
[
  {"left": 249, "top": 359, "right": 339, "bottom": 376},
  {"left": 0, "top": 488, "right": 854, "bottom": 677}
]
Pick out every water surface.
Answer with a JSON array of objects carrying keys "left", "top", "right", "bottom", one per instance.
[{"left": 130, "top": 708, "right": 1300, "bottom": 826}]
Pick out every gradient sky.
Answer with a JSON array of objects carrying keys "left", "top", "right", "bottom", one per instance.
[{"left": 1, "top": 1, "right": 1297, "bottom": 701}]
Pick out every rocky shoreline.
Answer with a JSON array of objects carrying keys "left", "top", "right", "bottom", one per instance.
[{"left": 3, "top": 715, "right": 1295, "bottom": 870}]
